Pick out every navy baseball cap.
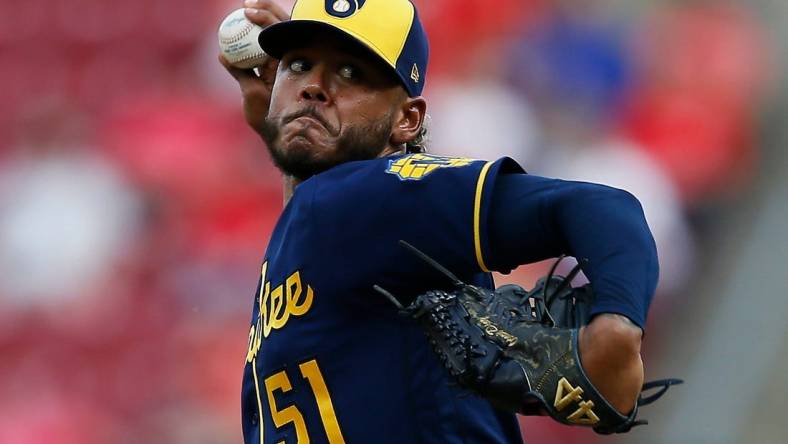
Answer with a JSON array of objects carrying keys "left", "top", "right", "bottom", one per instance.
[{"left": 258, "top": 0, "right": 429, "bottom": 97}]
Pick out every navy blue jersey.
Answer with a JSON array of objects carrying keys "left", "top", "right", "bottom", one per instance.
[{"left": 242, "top": 153, "right": 524, "bottom": 444}]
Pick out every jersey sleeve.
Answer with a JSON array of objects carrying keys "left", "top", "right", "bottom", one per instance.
[
  {"left": 308, "top": 154, "right": 523, "bottom": 299},
  {"left": 486, "top": 173, "right": 659, "bottom": 328}
]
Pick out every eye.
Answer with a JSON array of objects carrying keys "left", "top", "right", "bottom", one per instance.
[
  {"left": 338, "top": 64, "right": 360, "bottom": 80},
  {"left": 289, "top": 59, "right": 310, "bottom": 73}
]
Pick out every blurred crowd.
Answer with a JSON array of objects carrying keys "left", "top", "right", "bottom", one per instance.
[{"left": 0, "top": 0, "right": 771, "bottom": 443}]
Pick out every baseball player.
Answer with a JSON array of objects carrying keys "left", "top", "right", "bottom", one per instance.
[{"left": 221, "top": 0, "right": 667, "bottom": 442}]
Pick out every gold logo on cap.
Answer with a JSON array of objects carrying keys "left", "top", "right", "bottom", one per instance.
[{"left": 411, "top": 64, "right": 420, "bottom": 83}]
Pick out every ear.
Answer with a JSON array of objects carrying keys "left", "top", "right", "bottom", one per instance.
[{"left": 390, "top": 96, "right": 427, "bottom": 146}]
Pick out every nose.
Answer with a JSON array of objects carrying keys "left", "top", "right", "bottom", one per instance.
[{"left": 299, "top": 68, "right": 330, "bottom": 104}]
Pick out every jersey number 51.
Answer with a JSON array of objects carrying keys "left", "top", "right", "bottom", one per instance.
[{"left": 255, "top": 358, "right": 346, "bottom": 443}]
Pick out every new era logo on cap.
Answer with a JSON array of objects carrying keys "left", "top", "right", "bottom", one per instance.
[
  {"left": 326, "top": 0, "right": 366, "bottom": 18},
  {"left": 259, "top": 0, "right": 429, "bottom": 97}
]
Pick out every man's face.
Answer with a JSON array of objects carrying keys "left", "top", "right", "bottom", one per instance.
[{"left": 261, "top": 33, "right": 406, "bottom": 181}]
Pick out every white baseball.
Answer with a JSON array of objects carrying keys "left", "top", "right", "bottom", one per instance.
[{"left": 218, "top": 8, "right": 267, "bottom": 69}]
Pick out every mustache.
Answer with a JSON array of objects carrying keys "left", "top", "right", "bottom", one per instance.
[{"left": 281, "top": 107, "right": 338, "bottom": 136}]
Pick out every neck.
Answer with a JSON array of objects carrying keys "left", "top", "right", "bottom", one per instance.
[{"left": 283, "top": 175, "right": 300, "bottom": 205}]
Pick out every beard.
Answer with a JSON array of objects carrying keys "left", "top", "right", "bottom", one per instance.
[{"left": 260, "top": 110, "right": 393, "bottom": 181}]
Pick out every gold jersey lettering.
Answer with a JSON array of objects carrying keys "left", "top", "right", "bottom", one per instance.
[
  {"left": 268, "top": 284, "right": 286, "bottom": 332},
  {"left": 246, "top": 262, "right": 315, "bottom": 362}
]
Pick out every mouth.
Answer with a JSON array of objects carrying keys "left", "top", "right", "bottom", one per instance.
[
  {"left": 283, "top": 110, "right": 337, "bottom": 136},
  {"left": 291, "top": 116, "right": 325, "bottom": 128}
]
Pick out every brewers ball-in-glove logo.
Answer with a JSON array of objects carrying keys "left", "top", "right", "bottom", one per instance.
[
  {"left": 326, "top": 0, "right": 366, "bottom": 18},
  {"left": 386, "top": 154, "right": 475, "bottom": 181}
]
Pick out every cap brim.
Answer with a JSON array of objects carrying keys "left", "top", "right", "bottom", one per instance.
[{"left": 259, "top": 20, "right": 413, "bottom": 95}]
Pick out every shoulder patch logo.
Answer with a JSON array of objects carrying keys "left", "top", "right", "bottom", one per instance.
[
  {"left": 326, "top": 0, "right": 366, "bottom": 18},
  {"left": 386, "top": 153, "right": 476, "bottom": 181},
  {"left": 410, "top": 64, "right": 420, "bottom": 83}
]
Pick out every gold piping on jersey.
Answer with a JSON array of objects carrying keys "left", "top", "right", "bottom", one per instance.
[
  {"left": 474, "top": 161, "right": 494, "bottom": 272},
  {"left": 252, "top": 357, "right": 265, "bottom": 444}
]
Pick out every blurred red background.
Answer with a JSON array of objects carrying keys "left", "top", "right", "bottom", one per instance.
[{"left": 0, "top": 0, "right": 775, "bottom": 442}]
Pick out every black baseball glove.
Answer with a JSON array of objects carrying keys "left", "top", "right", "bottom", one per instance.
[{"left": 376, "top": 242, "right": 681, "bottom": 435}]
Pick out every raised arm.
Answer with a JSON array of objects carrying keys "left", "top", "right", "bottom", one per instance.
[{"left": 219, "top": 1, "right": 299, "bottom": 202}]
